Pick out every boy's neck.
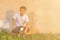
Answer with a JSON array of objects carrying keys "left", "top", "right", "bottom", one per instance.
[{"left": 20, "top": 14, "right": 25, "bottom": 16}]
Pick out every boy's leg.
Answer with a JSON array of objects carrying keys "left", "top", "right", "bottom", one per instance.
[
  {"left": 12, "top": 27, "right": 20, "bottom": 35},
  {"left": 23, "top": 27, "right": 29, "bottom": 34}
]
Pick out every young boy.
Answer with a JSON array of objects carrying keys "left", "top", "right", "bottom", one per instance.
[{"left": 12, "top": 6, "right": 29, "bottom": 35}]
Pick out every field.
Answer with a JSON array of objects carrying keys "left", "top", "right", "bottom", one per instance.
[{"left": 0, "top": 30, "right": 60, "bottom": 40}]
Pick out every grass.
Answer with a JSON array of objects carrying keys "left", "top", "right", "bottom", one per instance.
[{"left": 0, "top": 30, "right": 60, "bottom": 40}]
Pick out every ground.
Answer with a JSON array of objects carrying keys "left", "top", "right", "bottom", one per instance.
[{"left": 0, "top": 31, "right": 60, "bottom": 40}]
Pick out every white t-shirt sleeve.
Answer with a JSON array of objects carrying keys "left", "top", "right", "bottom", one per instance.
[{"left": 25, "top": 15, "right": 29, "bottom": 22}]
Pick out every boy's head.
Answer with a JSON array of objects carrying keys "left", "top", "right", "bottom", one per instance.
[{"left": 20, "top": 6, "right": 26, "bottom": 16}]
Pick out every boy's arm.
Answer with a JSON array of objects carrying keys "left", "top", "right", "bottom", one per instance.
[
  {"left": 12, "top": 14, "right": 17, "bottom": 28},
  {"left": 12, "top": 19, "right": 16, "bottom": 28},
  {"left": 24, "top": 15, "right": 29, "bottom": 33},
  {"left": 24, "top": 22, "right": 29, "bottom": 33}
]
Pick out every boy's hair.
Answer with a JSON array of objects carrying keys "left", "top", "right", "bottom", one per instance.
[{"left": 20, "top": 6, "right": 26, "bottom": 10}]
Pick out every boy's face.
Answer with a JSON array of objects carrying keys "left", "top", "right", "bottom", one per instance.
[{"left": 20, "top": 8, "right": 26, "bottom": 16}]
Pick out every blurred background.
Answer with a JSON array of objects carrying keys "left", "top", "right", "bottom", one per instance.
[{"left": 0, "top": 0, "right": 60, "bottom": 34}]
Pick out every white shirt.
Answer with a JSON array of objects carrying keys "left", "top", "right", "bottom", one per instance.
[{"left": 13, "top": 12, "right": 29, "bottom": 27}]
